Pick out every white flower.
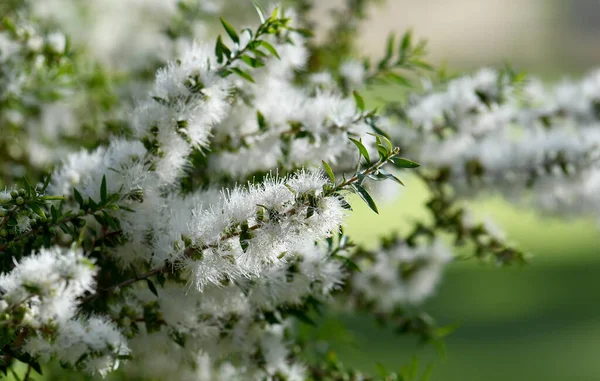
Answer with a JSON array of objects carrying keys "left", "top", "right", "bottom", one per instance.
[
  {"left": 25, "top": 316, "right": 129, "bottom": 377},
  {"left": 47, "top": 32, "right": 66, "bottom": 53},
  {"left": 0, "top": 32, "right": 19, "bottom": 62},
  {"left": 175, "top": 170, "right": 346, "bottom": 290},
  {"left": 353, "top": 239, "right": 452, "bottom": 309},
  {"left": 340, "top": 59, "right": 366, "bottom": 87},
  {"left": 16, "top": 214, "right": 31, "bottom": 233},
  {"left": 0, "top": 246, "right": 96, "bottom": 326},
  {"left": 27, "top": 35, "right": 44, "bottom": 52},
  {"left": 0, "top": 191, "right": 11, "bottom": 203}
]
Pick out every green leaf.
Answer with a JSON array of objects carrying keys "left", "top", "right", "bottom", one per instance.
[
  {"left": 247, "top": 39, "right": 261, "bottom": 50},
  {"left": 400, "top": 356, "right": 419, "bottom": 380},
  {"left": 412, "top": 59, "right": 433, "bottom": 70},
  {"left": 352, "top": 90, "right": 365, "bottom": 111},
  {"left": 332, "top": 254, "right": 361, "bottom": 272},
  {"left": 152, "top": 96, "right": 169, "bottom": 106},
  {"left": 147, "top": 279, "right": 158, "bottom": 297},
  {"left": 379, "top": 134, "right": 394, "bottom": 153},
  {"left": 29, "top": 202, "right": 46, "bottom": 219},
  {"left": 251, "top": 0, "right": 266, "bottom": 23},
  {"left": 252, "top": 48, "right": 268, "bottom": 58},
  {"left": 392, "top": 157, "right": 420, "bottom": 168},
  {"left": 370, "top": 169, "right": 405, "bottom": 186},
  {"left": 384, "top": 72, "right": 412, "bottom": 87},
  {"left": 400, "top": 30, "right": 413, "bottom": 57},
  {"left": 357, "top": 173, "right": 367, "bottom": 186},
  {"left": 322, "top": 161, "right": 335, "bottom": 183},
  {"left": 220, "top": 17, "right": 239, "bottom": 44},
  {"left": 31, "top": 360, "right": 43, "bottom": 375},
  {"left": 434, "top": 323, "right": 460, "bottom": 339},
  {"left": 286, "top": 308, "right": 315, "bottom": 326},
  {"left": 375, "top": 362, "right": 388, "bottom": 377},
  {"left": 215, "top": 35, "right": 229, "bottom": 63},
  {"left": 352, "top": 183, "right": 378, "bottom": 214},
  {"left": 382, "top": 170, "right": 404, "bottom": 186},
  {"left": 0, "top": 330, "right": 15, "bottom": 349},
  {"left": 117, "top": 205, "right": 136, "bottom": 213},
  {"left": 377, "top": 144, "right": 389, "bottom": 160},
  {"left": 420, "top": 363, "right": 435, "bottom": 381},
  {"left": 2, "top": 18, "right": 17, "bottom": 34},
  {"left": 100, "top": 175, "right": 107, "bottom": 203},
  {"left": 230, "top": 68, "right": 255, "bottom": 83},
  {"left": 50, "top": 204, "right": 58, "bottom": 222},
  {"left": 291, "top": 28, "right": 314, "bottom": 38},
  {"left": 259, "top": 40, "right": 280, "bottom": 59},
  {"left": 59, "top": 222, "right": 75, "bottom": 236},
  {"left": 156, "top": 271, "right": 166, "bottom": 287},
  {"left": 339, "top": 197, "right": 352, "bottom": 210},
  {"left": 368, "top": 121, "right": 391, "bottom": 140},
  {"left": 349, "top": 138, "right": 371, "bottom": 163},
  {"left": 241, "top": 55, "right": 265, "bottom": 68},
  {"left": 264, "top": 311, "right": 281, "bottom": 325},
  {"left": 269, "top": 7, "right": 279, "bottom": 20},
  {"left": 39, "top": 195, "right": 67, "bottom": 201},
  {"left": 87, "top": 197, "right": 98, "bottom": 210},
  {"left": 73, "top": 188, "right": 83, "bottom": 206},
  {"left": 241, "top": 28, "right": 254, "bottom": 40},
  {"left": 240, "top": 221, "right": 252, "bottom": 252},
  {"left": 102, "top": 211, "right": 118, "bottom": 230},
  {"left": 41, "top": 175, "right": 52, "bottom": 192},
  {"left": 379, "top": 33, "right": 395, "bottom": 69},
  {"left": 23, "top": 177, "right": 32, "bottom": 197},
  {"left": 368, "top": 132, "right": 393, "bottom": 159},
  {"left": 257, "top": 111, "right": 267, "bottom": 131}
]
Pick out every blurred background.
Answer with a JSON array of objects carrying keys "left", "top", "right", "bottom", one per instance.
[
  {"left": 318, "top": 0, "right": 600, "bottom": 74},
  {"left": 310, "top": 1, "right": 600, "bottom": 380}
]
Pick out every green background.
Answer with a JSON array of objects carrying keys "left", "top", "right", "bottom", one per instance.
[{"left": 316, "top": 177, "right": 600, "bottom": 381}]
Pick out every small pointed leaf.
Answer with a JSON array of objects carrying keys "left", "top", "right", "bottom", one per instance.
[
  {"left": 353, "top": 90, "right": 365, "bottom": 111},
  {"left": 259, "top": 40, "right": 280, "bottom": 59},
  {"left": 146, "top": 279, "right": 158, "bottom": 297},
  {"left": 230, "top": 68, "right": 255, "bottom": 83},
  {"left": 251, "top": 0, "right": 266, "bottom": 23},
  {"left": 220, "top": 18, "right": 239, "bottom": 44},
  {"left": 352, "top": 183, "right": 379, "bottom": 214},
  {"left": 322, "top": 161, "right": 335, "bottom": 183},
  {"left": 100, "top": 175, "right": 107, "bottom": 203},
  {"left": 392, "top": 157, "right": 420, "bottom": 168},
  {"left": 349, "top": 137, "right": 371, "bottom": 163},
  {"left": 73, "top": 188, "right": 83, "bottom": 206}
]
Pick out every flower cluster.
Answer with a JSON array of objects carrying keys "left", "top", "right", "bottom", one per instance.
[
  {"left": 384, "top": 68, "right": 600, "bottom": 208},
  {"left": 30, "top": 0, "right": 223, "bottom": 72},
  {"left": 0, "top": 7, "right": 117, "bottom": 186},
  {"left": 351, "top": 238, "right": 452, "bottom": 310},
  {"left": 0, "top": 246, "right": 128, "bottom": 375}
]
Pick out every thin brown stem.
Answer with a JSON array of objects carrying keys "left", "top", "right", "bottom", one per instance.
[
  {"left": 79, "top": 266, "right": 166, "bottom": 304},
  {"left": 334, "top": 149, "right": 399, "bottom": 191}
]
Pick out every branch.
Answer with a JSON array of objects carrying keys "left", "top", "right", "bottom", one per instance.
[{"left": 79, "top": 266, "right": 166, "bottom": 304}]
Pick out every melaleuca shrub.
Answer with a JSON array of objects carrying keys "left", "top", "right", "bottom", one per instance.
[{"left": 1, "top": 1, "right": 599, "bottom": 380}]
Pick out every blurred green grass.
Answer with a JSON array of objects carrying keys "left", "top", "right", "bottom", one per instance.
[{"left": 323, "top": 176, "right": 600, "bottom": 381}]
